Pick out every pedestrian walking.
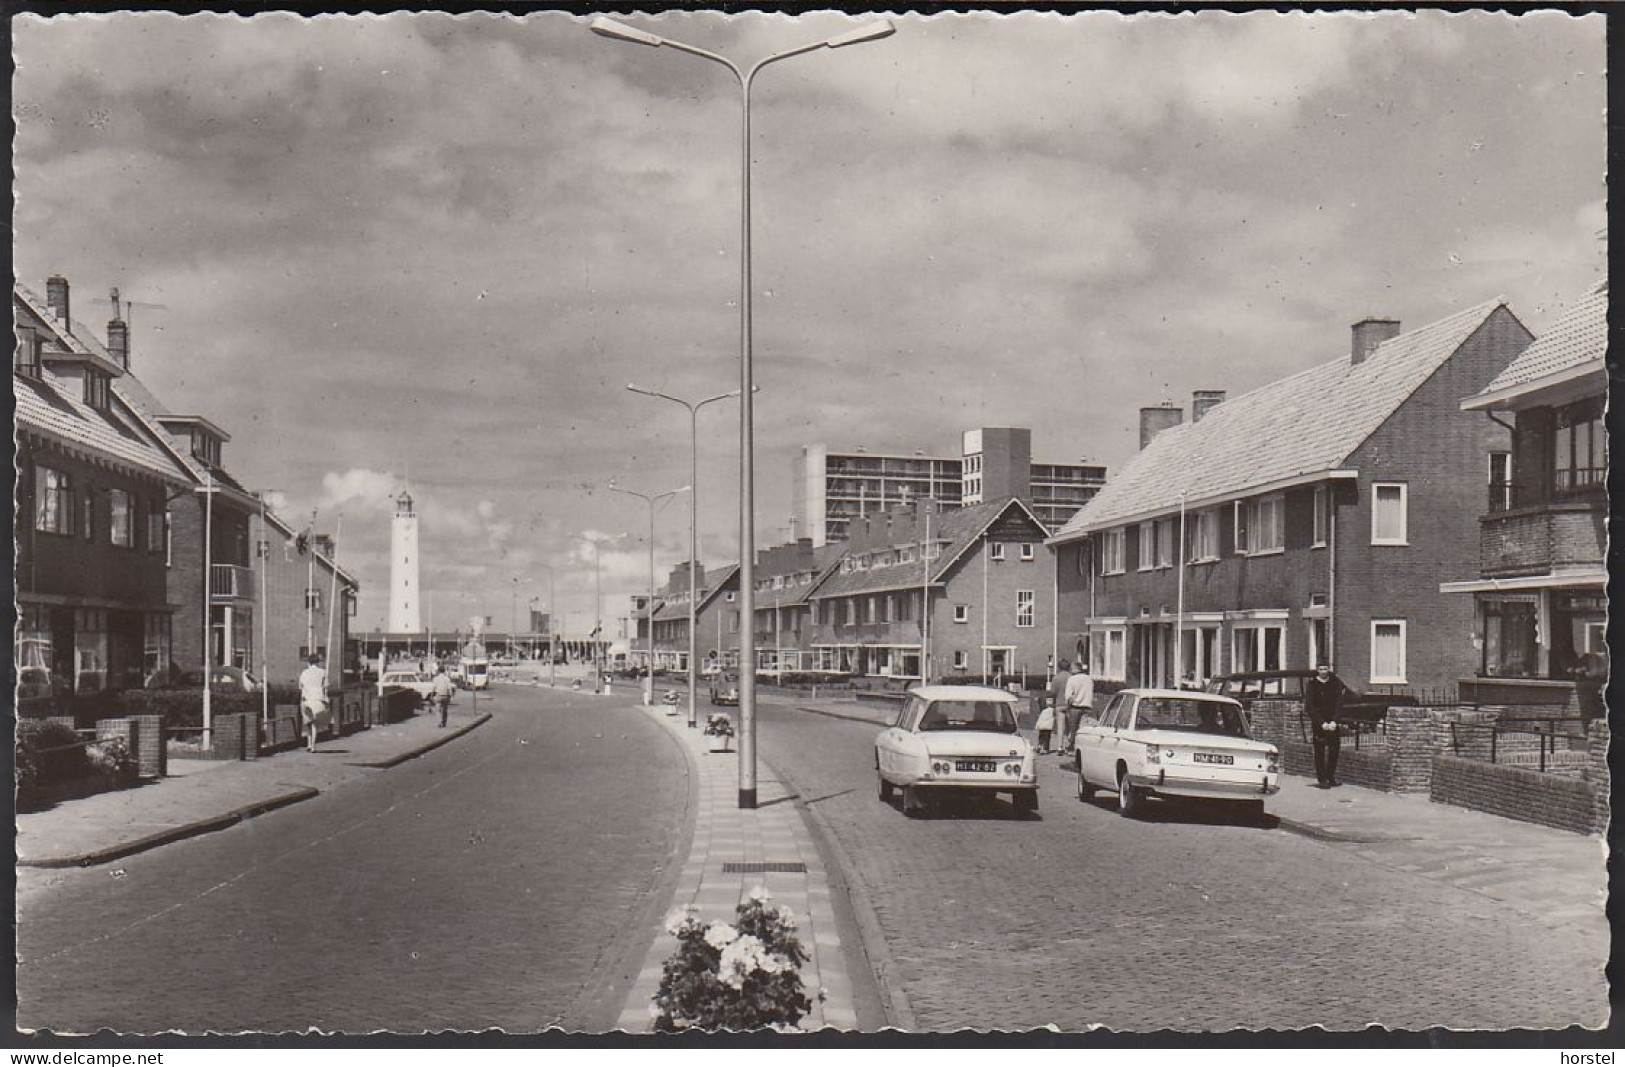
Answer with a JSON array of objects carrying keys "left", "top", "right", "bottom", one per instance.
[
  {"left": 1035, "top": 702, "right": 1056, "bottom": 754},
  {"left": 1062, "top": 662, "right": 1095, "bottom": 753},
  {"left": 298, "top": 653, "right": 328, "bottom": 753},
  {"left": 1049, "top": 659, "right": 1073, "bottom": 759},
  {"left": 1305, "top": 663, "right": 1348, "bottom": 787},
  {"left": 430, "top": 665, "right": 455, "bottom": 727}
]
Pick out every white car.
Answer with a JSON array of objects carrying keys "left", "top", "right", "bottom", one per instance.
[
  {"left": 377, "top": 670, "right": 436, "bottom": 699},
  {"left": 1075, "top": 688, "right": 1279, "bottom": 818},
  {"left": 875, "top": 685, "right": 1039, "bottom": 817}
]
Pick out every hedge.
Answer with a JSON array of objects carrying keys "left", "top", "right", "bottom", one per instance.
[{"left": 15, "top": 718, "right": 136, "bottom": 812}]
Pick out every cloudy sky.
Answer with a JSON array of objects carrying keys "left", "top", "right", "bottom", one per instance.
[{"left": 14, "top": 9, "right": 1605, "bottom": 636}]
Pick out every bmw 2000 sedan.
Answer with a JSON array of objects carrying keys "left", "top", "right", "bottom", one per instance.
[
  {"left": 875, "top": 685, "right": 1038, "bottom": 817},
  {"left": 1075, "top": 688, "right": 1279, "bottom": 818}
]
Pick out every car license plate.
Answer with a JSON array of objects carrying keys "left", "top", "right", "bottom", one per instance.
[
  {"left": 956, "top": 759, "right": 997, "bottom": 773},
  {"left": 1193, "top": 753, "right": 1234, "bottom": 765}
]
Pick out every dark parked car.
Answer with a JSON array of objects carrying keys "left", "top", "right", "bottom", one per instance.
[
  {"left": 1205, "top": 670, "right": 1414, "bottom": 724},
  {"left": 709, "top": 672, "right": 740, "bottom": 706},
  {"left": 151, "top": 665, "right": 262, "bottom": 693}
]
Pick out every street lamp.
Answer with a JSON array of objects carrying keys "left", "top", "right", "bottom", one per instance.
[
  {"left": 592, "top": 13, "right": 896, "bottom": 808},
  {"left": 628, "top": 383, "right": 752, "bottom": 728},
  {"left": 534, "top": 563, "right": 558, "bottom": 687},
  {"left": 609, "top": 482, "right": 692, "bottom": 706},
  {"left": 510, "top": 575, "right": 534, "bottom": 663},
  {"left": 582, "top": 532, "right": 627, "bottom": 691}
]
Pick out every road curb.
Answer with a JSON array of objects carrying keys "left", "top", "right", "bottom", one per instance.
[
  {"left": 762, "top": 750, "right": 921, "bottom": 1033},
  {"left": 793, "top": 704, "right": 891, "bottom": 728},
  {"left": 345, "top": 712, "right": 493, "bottom": 768},
  {"left": 17, "top": 786, "right": 321, "bottom": 869}
]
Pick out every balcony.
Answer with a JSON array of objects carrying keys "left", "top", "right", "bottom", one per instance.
[
  {"left": 210, "top": 563, "right": 255, "bottom": 601},
  {"left": 1480, "top": 500, "right": 1605, "bottom": 579}
]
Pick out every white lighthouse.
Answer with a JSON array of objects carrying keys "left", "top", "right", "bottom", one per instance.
[{"left": 389, "top": 489, "right": 421, "bottom": 633}]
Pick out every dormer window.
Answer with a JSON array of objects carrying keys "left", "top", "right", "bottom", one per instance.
[
  {"left": 83, "top": 369, "right": 111, "bottom": 411},
  {"left": 192, "top": 431, "right": 221, "bottom": 467},
  {"left": 14, "top": 325, "right": 41, "bottom": 380}
]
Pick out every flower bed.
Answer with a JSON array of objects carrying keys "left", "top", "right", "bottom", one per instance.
[
  {"left": 653, "top": 888, "right": 815, "bottom": 1031},
  {"left": 16, "top": 719, "right": 138, "bottom": 812}
]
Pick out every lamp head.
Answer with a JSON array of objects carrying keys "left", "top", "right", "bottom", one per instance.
[
  {"left": 825, "top": 19, "right": 896, "bottom": 48},
  {"left": 589, "top": 16, "right": 664, "bottom": 47}
]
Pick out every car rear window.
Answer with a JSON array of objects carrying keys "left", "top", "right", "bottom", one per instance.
[
  {"left": 918, "top": 700, "right": 1018, "bottom": 733},
  {"left": 1133, "top": 699, "right": 1249, "bottom": 738}
]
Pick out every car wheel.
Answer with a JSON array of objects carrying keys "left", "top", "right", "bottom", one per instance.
[
  {"left": 1076, "top": 764, "right": 1092, "bottom": 802},
  {"left": 877, "top": 762, "right": 894, "bottom": 802},
  {"left": 1013, "top": 789, "right": 1038, "bottom": 815},
  {"left": 902, "top": 785, "right": 927, "bottom": 818},
  {"left": 1117, "top": 771, "right": 1143, "bottom": 817}
]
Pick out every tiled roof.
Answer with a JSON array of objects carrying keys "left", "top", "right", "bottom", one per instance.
[
  {"left": 652, "top": 564, "right": 741, "bottom": 622},
  {"left": 1050, "top": 299, "right": 1509, "bottom": 538},
  {"left": 1477, "top": 280, "right": 1606, "bottom": 397},
  {"left": 105, "top": 348, "right": 255, "bottom": 498},
  {"left": 813, "top": 498, "right": 1041, "bottom": 599},
  {"left": 15, "top": 372, "right": 191, "bottom": 483}
]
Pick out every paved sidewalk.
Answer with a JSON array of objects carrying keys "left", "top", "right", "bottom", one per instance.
[
  {"left": 773, "top": 693, "right": 1607, "bottom": 934},
  {"left": 615, "top": 703, "right": 859, "bottom": 1033},
  {"left": 16, "top": 700, "right": 493, "bottom": 869}
]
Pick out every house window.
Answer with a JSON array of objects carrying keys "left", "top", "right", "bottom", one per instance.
[
  {"left": 1156, "top": 519, "right": 1175, "bottom": 568},
  {"left": 882, "top": 596, "right": 894, "bottom": 623},
  {"left": 305, "top": 588, "right": 323, "bottom": 611},
  {"left": 1371, "top": 620, "right": 1407, "bottom": 684},
  {"left": 1075, "top": 543, "right": 1091, "bottom": 576},
  {"left": 1232, "top": 623, "right": 1285, "bottom": 672},
  {"left": 108, "top": 489, "right": 134, "bottom": 547},
  {"left": 83, "top": 370, "right": 111, "bottom": 411},
  {"left": 1098, "top": 628, "right": 1126, "bottom": 680},
  {"left": 1249, "top": 495, "right": 1285, "bottom": 554},
  {"left": 34, "top": 465, "right": 73, "bottom": 535},
  {"left": 1020, "top": 543, "right": 1035, "bottom": 561},
  {"left": 1233, "top": 500, "right": 1249, "bottom": 555},
  {"left": 83, "top": 490, "right": 94, "bottom": 541},
  {"left": 845, "top": 601, "right": 856, "bottom": 626},
  {"left": 164, "top": 512, "right": 173, "bottom": 566},
  {"left": 866, "top": 598, "right": 878, "bottom": 624},
  {"left": 192, "top": 432, "right": 221, "bottom": 468},
  {"left": 1312, "top": 486, "right": 1329, "bottom": 547},
  {"left": 147, "top": 507, "right": 166, "bottom": 553},
  {"left": 1372, "top": 483, "right": 1408, "bottom": 545},
  {"left": 1016, "top": 591, "right": 1035, "bottom": 628},
  {"left": 1553, "top": 398, "right": 1606, "bottom": 496},
  {"left": 1488, "top": 452, "right": 1512, "bottom": 512},
  {"left": 952, "top": 650, "right": 968, "bottom": 671},
  {"left": 953, "top": 604, "right": 969, "bottom": 624},
  {"left": 1137, "top": 522, "right": 1155, "bottom": 571},
  {"left": 730, "top": 611, "right": 740, "bottom": 634},
  {"left": 1098, "top": 529, "right": 1124, "bottom": 575},
  {"left": 14, "top": 325, "right": 40, "bottom": 379},
  {"left": 1307, "top": 617, "right": 1329, "bottom": 670},
  {"left": 989, "top": 542, "right": 1005, "bottom": 562},
  {"left": 725, "top": 591, "right": 736, "bottom": 602},
  {"left": 1188, "top": 509, "right": 1220, "bottom": 563}
]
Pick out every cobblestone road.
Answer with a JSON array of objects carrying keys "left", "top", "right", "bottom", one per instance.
[
  {"left": 756, "top": 700, "right": 1608, "bottom": 1032},
  {"left": 16, "top": 688, "right": 687, "bottom": 1034}
]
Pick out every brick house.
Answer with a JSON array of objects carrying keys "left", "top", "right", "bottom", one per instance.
[
  {"left": 749, "top": 539, "right": 842, "bottom": 673},
  {"left": 648, "top": 563, "right": 742, "bottom": 672},
  {"left": 1048, "top": 300, "right": 1533, "bottom": 694},
  {"left": 14, "top": 279, "right": 191, "bottom": 699},
  {"left": 807, "top": 497, "right": 1057, "bottom": 682},
  {"left": 1441, "top": 281, "right": 1607, "bottom": 706}
]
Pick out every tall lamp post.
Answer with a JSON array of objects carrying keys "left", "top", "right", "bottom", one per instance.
[
  {"left": 534, "top": 563, "right": 558, "bottom": 687},
  {"left": 609, "top": 482, "right": 692, "bottom": 706},
  {"left": 510, "top": 575, "right": 533, "bottom": 662},
  {"left": 592, "top": 14, "right": 896, "bottom": 808},
  {"left": 628, "top": 384, "right": 748, "bottom": 727},
  {"left": 582, "top": 533, "right": 626, "bottom": 691}
]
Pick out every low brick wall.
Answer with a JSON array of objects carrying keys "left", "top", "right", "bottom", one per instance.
[
  {"left": 377, "top": 689, "right": 419, "bottom": 724},
  {"left": 1431, "top": 756, "right": 1598, "bottom": 834},
  {"left": 132, "top": 713, "right": 166, "bottom": 778},
  {"left": 1280, "top": 737, "right": 1394, "bottom": 791},
  {"left": 210, "top": 711, "right": 260, "bottom": 761}
]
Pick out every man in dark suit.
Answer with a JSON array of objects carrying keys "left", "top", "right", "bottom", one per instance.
[{"left": 1304, "top": 663, "right": 1349, "bottom": 788}]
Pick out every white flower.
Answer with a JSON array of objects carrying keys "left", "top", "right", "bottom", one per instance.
[
  {"left": 704, "top": 922, "right": 739, "bottom": 950},
  {"left": 774, "top": 904, "right": 798, "bottom": 929},
  {"left": 746, "top": 885, "right": 772, "bottom": 904},
  {"left": 718, "top": 933, "right": 772, "bottom": 989},
  {"left": 647, "top": 1003, "right": 662, "bottom": 1020}
]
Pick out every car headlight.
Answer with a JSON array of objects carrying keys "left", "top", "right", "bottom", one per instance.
[{"left": 1145, "top": 743, "right": 1161, "bottom": 764}]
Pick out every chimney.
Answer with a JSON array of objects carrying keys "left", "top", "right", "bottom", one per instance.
[
  {"left": 1138, "top": 403, "right": 1183, "bottom": 450},
  {"left": 1192, "top": 390, "right": 1226, "bottom": 423},
  {"left": 46, "top": 275, "right": 70, "bottom": 324},
  {"left": 1351, "top": 318, "right": 1401, "bottom": 365},
  {"left": 107, "top": 317, "right": 130, "bottom": 369}
]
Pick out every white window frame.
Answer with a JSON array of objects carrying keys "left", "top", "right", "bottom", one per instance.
[
  {"left": 1137, "top": 522, "right": 1155, "bottom": 571},
  {"left": 989, "top": 542, "right": 1006, "bottom": 562},
  {"left": 1372, "top": 482, "right": 1408, "bottom": 546},
  {"left": 953, "top": 603, "right": 969, "bottom": 624},
  {"left": 1020, "top": 543, "right": 1035, "bottom": 561},
  {"left": 1100, "top": 529, "right": 1125, "bottom": 576},
  {"left": 1488, "top": 452, "right": 1512, "bottom": 511},
  {"left": 1233, "top": 501, "right": 1249, "bottom": 555},
  {"left": 108, "top": 488, "right": 133, "bottom": 547},
  {"left": 1016, "top": 591, "right": 1035, "bottom": 628},
  {"left": 1156, "top": 519, "right": 1175, "bottom": 568},
  {"left": 1312, "top": 486, "right": 1329, "bottom": 548},
  {"left": 1370, "top": 619, "right": 1408, "bottom": 684},
  {"left": 845, "top": 600, "right": 856, "bottom": 626},
  {"left": 952, "top": 650, "right": 968, "bottom": 671},
  {"left": 1188, "top": 508, "right": 1220, "bottom": 563},
  {"left": 1248, "top": 494, "right": 1285, "bottom": 555},
  {"left": 1230, "top": 621, "right": 1286, "bottom": 672},
  {"left": 882, "top": 595, "right": 894, "bottom": 623}
]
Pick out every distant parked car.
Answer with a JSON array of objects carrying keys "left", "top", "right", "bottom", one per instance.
[
  {"left": 155, "top": 666, "right": 261, "bottom": 693},
  {"left": 709, "top": 672, "right": 740, "bottom": 706},
  {"left": 1205, "top": 670, "right": 1414, "bottom": 725},
  {"left": 1076, "top": 689, "right": 1278, "bottom": 819},
  {"left": 377, "top": 670, "right": 435, "bottom": 700},
  {"left": 875, "top": 685, "right": 1038, "bottom": 817}
]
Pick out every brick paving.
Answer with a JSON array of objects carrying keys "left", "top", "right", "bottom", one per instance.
[
  {"left": 16, "top": 686, "right": 687, "bottom": 1033},
  {"left": 755, "top": 696, "right": 1608, "bottom": 1032},
  {"left": 612, "top": 701, "right": 859, "bottom": 1032}
]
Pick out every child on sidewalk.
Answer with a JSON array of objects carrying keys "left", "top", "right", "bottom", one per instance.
[{"left": 1036, "top": 701, "right": 1056, "bottom": 754}]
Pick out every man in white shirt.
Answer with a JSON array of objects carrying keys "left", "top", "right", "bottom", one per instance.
[
  {"left": 298, "top": 654, "right": 328, "bottom": 753},
  {"left": 1062, "top": 663, "right": 1095, "bottom": 753}
]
